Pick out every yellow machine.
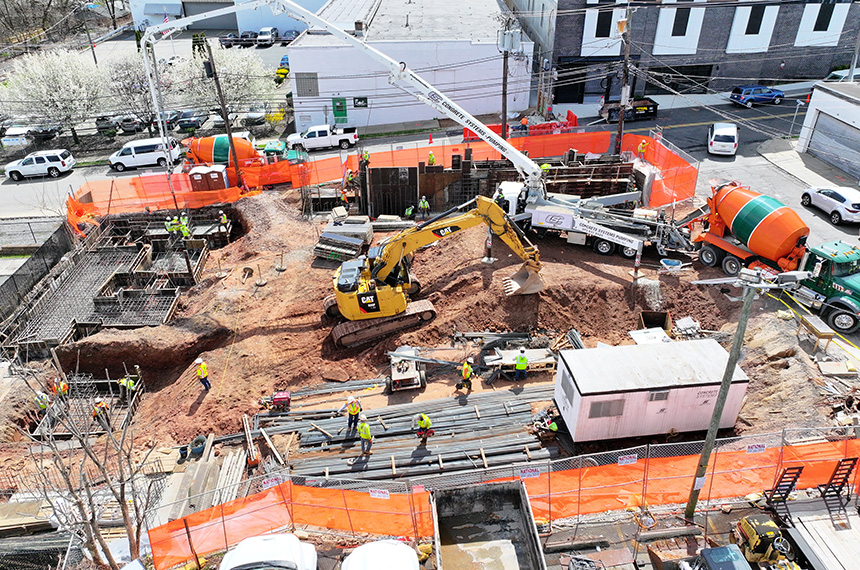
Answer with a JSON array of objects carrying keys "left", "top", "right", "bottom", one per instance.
[
  {"left": 730, "top": 515, "right": 801, "bottom": 570},
  {"left": 323, "top": 196, "right": 544, "bottom": 347}
]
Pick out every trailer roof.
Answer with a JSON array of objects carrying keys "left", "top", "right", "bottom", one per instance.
[{"left": 558, "top": 339, "right": 748, "bottom": 395}]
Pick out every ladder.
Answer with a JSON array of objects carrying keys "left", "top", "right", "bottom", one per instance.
[
  {"left": 765, "top": 466, "right": 803, "bottom": 525},
  {"left": 817, "top": 457, "right": 857, "bottom": 509}
]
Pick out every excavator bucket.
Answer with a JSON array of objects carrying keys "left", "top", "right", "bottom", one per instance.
[{"left": 503, "top": 264, "right": 545, "bottom": 296}]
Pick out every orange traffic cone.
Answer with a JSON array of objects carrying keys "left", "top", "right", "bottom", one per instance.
[
  {"left": 429, "top": 133, "right": 433, "bottom": 145},
  {"left": 805, "top": 93, "right": 811, "bottom": 103}
]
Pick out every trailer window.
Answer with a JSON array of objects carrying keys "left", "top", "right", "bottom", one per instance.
[
  {"left": 589, "top": 400, "right": 624, "bottom": 418},
  {"left": 648, "top": 390, "right": 669, "bottom": 402}
]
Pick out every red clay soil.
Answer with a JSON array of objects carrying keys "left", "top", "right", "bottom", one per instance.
[{"left": 48, "top": 192, "right": 750, "bottom": 446}]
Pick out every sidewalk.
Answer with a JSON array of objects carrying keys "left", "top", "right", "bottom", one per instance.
[{"left": 757, "top": 137, "right": 860, "bottom": 189}]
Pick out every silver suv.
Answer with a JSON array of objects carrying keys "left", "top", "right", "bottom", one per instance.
[{"left": 5, "top": 149, "right": 76, "bottom": 181}]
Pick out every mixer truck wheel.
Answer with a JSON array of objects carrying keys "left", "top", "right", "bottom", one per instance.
[
  {"left": 826, "top": 309, "right": 860, "bottom": 334},
  {"left": 698, "top": 244, "right": 724, "bottom": 268},
  {"left": 721, "top": 255, "right": 742, "bottom": 276}
]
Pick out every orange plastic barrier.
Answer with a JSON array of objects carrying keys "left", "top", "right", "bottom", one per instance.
[
  {"left": 149, "top": 437, "right": 860, "bottom": 570},
  {"left": 622, "top": 134, "right": 698, "bottom": 207}
]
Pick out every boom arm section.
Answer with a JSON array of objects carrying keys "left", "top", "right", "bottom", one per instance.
[{"left": 371, "top": 196, "right": 542, "bottom": 285}]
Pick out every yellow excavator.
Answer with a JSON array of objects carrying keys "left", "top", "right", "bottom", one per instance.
[{"left": 323, "top": 196, "right": 544, "bottom": 347}]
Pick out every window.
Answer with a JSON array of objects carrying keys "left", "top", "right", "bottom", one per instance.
[
  {"left": 561, "top": 370, "right": 575, "bottom": 402},
  {"left": 21, "top": 158, "right": 33, "bottom": 165},
  {"left": 672, "top": 3, "right": 692, "bottom": 37},
  {"left": 589, "top": 399, "right": 625, "bottom": 418},
  {"left": 46, "top": 155, "right": 60, "bottom": 162},
  {"left": 745, "top": 5, "right": 765, "bottom": 35},
  {"left": 649, "top": 390, "right": 669, "bottom": 402},
  {"left": 136, "top": 144, "right": 158, "bottom": 154},
  {"left": 294, "top": 72, "right": 319, "bottom": 97},
  {"left": 34, "top": 156, "right": 45, "bottom": 164},
  {"left": 60, "top": 150, "right": 71, "bottom": 159},
  {"left": 814, "top": 2, "right": 834, "bottom": 32},
  {"left": 305, "top": 131, "right": 317, "bottom": 139},
  {"left": 119, "top": 148, "right": 132, "bottom": 156},
  {"left": 595, "top": 8, "right": 613, "bottom": 38}
]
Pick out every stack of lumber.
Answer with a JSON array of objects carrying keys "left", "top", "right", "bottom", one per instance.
[
  {"left": 321, "top": 222, "right": 373, "bottom": 244},
  {"left": 313, "top": 232, "right": 364, "bottom": 261}
]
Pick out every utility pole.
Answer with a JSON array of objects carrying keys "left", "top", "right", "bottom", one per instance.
[
  {"left": 146, "top": 42, "right": 180, "bottom": 212},
  {"left": 80, "top": 6, "right": 98, "bottom": 66},
  {"left": 205, "top": 41, "right": 243, "bottom": 187},
  {"left": 684, "top": 284, "right": 754, "bottom": 520},
  {"left": 850, "top": 19, "right": 860, "bottom": 82},
  {"left": 500, "top": 17, "right": 512, "bottom": 140},
  {"left": 613, "top": 6, "right": 632, "bottom": 155}
]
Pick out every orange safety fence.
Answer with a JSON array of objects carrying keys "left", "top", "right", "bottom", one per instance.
[
  {"left": 622, "top": 134, "right": 698, "bottom": 208},
  {"left": 148, "top": 436, "right": 860, "bottom": 570}
]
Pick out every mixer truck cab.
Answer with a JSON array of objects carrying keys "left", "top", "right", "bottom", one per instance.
[{"left": 796, "top": 241, "right": 860, "bottom": 333}]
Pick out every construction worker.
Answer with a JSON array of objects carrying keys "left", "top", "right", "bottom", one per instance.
[
  {"left": 427, "top": 151, "right": 436, "bottom": 166},
  {"left": 361, "top": 149, "right": 370, "bottom": 165},
  {"left": 50, "top": 377, "right": 69, "bottom": 403},
  {"left": 171, "top": 216, "right": 180, "bottom": 238},
  {"left": 164, "top": 216, "right": 173, "bottom": 234},
  {"left": 195, "top": 357, "right": 210, "bottom": 391},
  {"left": 638, "top": 139, "right": 648, "bottom": 160},
  {"left": 515, "top": 347, "right": 528, "bottom": 382},
  {"left": 357, "top": 414, "right": 373, "bottom": 455},
  {"left": 346, "top": 169, "right": 356, "bottom": 186},
  {"left": 418, "top": 196, "right": 430, "bottom": 220},
  {"left": 412, "top": 413, "right": 433, "bottom": 444},
  {"left": 519, "top": 116, "right": 529, "bottom": 131},
  {"left": 117, "top": 375, "right": 137, "bottom": 403},
  {"left": 404, "top": 204, "right": 416, "bottom": 221},
  {"left": 92, "top": 399, "right": 110, "bottom": 430},
  {"left": 179, "top": 211, "right": 189, "bottom": 228},
  {"left": 338, "top": 396, "right": 362, "bottom": 432},
  {"left": 458, "top": 357, "right": 474, "bottom": 391},
  {"left": 218, "top": 210, "right": 228, "bottom": 232},
  {"left": 34, "top": 391, "right": 50, "bottom": 412}
]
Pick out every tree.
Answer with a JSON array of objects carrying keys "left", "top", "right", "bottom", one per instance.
[
  {"left": 176, "top": 44, "right": 280, "bottom": 120},
  {"left": 18, "top": 366, "right": 160, "bottom": 570},
  {"left": 105, "top": 52, "right": 161, "bottom": 137},
  {"left": 6, "top": 49, "right": 106, "bottom": 144}
]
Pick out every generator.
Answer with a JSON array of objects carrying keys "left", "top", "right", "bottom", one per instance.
[
  {"left": 259, "top": 391, "right": 291, "bottom": 411},
  {"left": 387, "top": 346, "right": 426, "bottom": 392}
]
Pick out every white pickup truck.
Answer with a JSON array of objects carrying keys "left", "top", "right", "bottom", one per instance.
[{"left": 287, "top": 124, "right": 359, "bottom": 150}]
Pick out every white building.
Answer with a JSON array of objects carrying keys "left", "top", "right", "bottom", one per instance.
[
  {"left": 797, "top": 81, "right": 860, "bottom": 181},
  {"left": 287, "top": 0, "right": 534, "bottom": 133},
  {"left": 131, "top": 0, "right": 326, "bottom": 33},
  {"left": 554, "top": 339, "right": 749, "bottom": 442}
]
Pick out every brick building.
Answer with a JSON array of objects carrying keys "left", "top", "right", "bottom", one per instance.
[{"left": 543, "top": 0, "right": 860, "bottom": 104}]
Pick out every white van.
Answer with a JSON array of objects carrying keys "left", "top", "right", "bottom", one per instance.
[{"left": 109, "top": 137, "right": 181, "bottom": 171}]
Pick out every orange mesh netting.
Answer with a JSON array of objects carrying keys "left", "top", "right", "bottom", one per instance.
[
  {"left": 148, "top": 438, "right": 860, "bottom": 570},
  {"left": 622, "top": 134, "right": 698, "bottom": 208}
]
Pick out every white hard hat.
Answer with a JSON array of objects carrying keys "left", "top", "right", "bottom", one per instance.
[
  {"left": 641, "top": 139, "right": 647, "bottom": 143},
  {"left": 173, "top": 216, "right": 178, "bottom": 221},
  {"left": 166, "top": 217, "right": 171, "bottom": 221},
  {"left": 520, "top": 347, "right": 525, "bottom": 353},
  {"left": 195, "top": 358, "right": 203, "bottom": 364},
  {"left": 181, "top": 211, "right": 186, "bottom": 215},
  {"left": 467, "top": 357, "right": 474, "bottom": 364},
  {"left": 219, "top": 210, "right": 224, "bottom": 214},
  {"left": 37, "top": 391, "right": 47, "bottom": 397},
  {"left": 359, "top": 414, "right": 368, "bottom": 422},
  {"left": 421, "top": 196, "right": 425, "bottom": 199},
  {"left": 96, "top": 397, "right": 104, "bottom": 403},
  {"left": 348, "top": 396, "right": 356, "bottom": 403}
]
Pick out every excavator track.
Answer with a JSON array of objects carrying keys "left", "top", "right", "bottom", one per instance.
[
  {"left": 322, "top": 295, "right": 341, "bottom": 318},
  {"left": 331, "top": 300, "right": 436, "bottom": 348}
]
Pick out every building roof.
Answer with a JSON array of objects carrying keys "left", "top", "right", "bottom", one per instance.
[
  {"left": 558, "top": 338, "right": 749, "bottom": 396},
  {"left": 307, "top": 0, "right": 505, "bottom": 43},
  {"left": 815, "top": 81, "right": 860, "bottom": 103}
]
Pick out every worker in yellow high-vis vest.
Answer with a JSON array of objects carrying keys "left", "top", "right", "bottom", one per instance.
[
  {"left": 514, "top": 348, "right": 528, "bottom": 382},
  {"left": 358, "top": 414, "right": 373, "bottom": 455}
]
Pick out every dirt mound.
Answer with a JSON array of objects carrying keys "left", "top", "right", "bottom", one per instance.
[{"left": 232, "top": 193, "right": 317, "bottom": 255}]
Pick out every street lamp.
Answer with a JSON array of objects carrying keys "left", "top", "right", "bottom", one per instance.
[
  {"left": 790, "top": 99, "right": 806, "bottom": 137},
  {"left": 684, "top": 268, "right": 812, "bottom": 520}
]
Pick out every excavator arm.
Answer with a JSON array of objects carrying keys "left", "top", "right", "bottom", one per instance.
[{"left": 371, "top": 196, "right": 543, "bottom": 295}]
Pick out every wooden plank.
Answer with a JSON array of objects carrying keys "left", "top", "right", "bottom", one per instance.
[
  {"left": 260, "top": 428, "right": 285, "bottom": 465},
  {"left": 202, "top": 433, "right": 215, "bottom": 461},
  {"left": 480, "top": 448, "right": 488, "bottom": 469},
  {"left": 284, "top": 432, "right": 296, "bottom": 465},
  {"left": 310, "top": 422, "right": 333, "bottom": 439},
  {"left": 438, "top": 454, "right": 444, "bottom": 470},
  {"left": 524, "top": 446, "right": 532, "bottom": 460},
  {"left": 474, "top": 405, "right": 481, "bottom": 419},
  {"left": 391, "top": 456, "right": 397, "bottom": 476}
]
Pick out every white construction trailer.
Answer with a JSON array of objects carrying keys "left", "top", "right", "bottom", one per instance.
[{"left": 554, "top": 339, "right": 749, "bottom": 442}]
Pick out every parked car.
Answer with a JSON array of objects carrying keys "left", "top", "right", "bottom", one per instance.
[
  {"left": 212, "top": 110, "right": 238, "bottom": 127},
  {"left": 801, "top": 186, "right": 860, "bottom": 225},
  {"left": 281, "top": 29, "right": 299, "bottom": 44},
  {"left": 279, "top": 54, "right": 290, "bottom": 68},
  {"left": 257, "top": 26, "right": 279, "bottom": 46},
  {"left": 19, "top": 124, "right": 63, "bottom": 141},
  {"left": 219, "top": 32, "right": 239, "bottom": 48},
  {"left": 177, "top": 109, "right": 209, "bottom": 129},
  {"left": 823, "top": 69, "right": 858, "bottom": 82},
  {"left": 220, "top": 534, "right": 316, "bottom": 570},
  {"left": 151, "top": 110, "right": 182, "bottom": 130},
  {"left": 729, "top": 85, "right": 784, "bottom": 108},
  {"left": 119, "top": 116, "right": 145, "bottom": 133},
  {"left": 96, "top": 115, "right": 123, "bottom": 133},
  {"left": 5, "top": 149, "right": 75, "bottom": 181},
  {"left": 287, "top": 124, "right": 359, "bottom": 150},
  {"left": 238, "top": 31, "right": 258, "bottom": 47},
  {"left": 109, "top": 137, "right": 182, "bottom": 171},
  {"left": 243, "top": 104, "right": 268, "bottom": 126},
  {"left": 707, "top": 122, "right": 739, "bottom": 156}
]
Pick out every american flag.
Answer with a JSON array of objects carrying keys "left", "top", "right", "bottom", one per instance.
[{"left": 161, "top": 14, "right": 169, "bottom": 36}]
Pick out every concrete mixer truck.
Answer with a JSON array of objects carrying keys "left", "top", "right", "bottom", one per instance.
[{"left": 694, "top": 179, "right": 860, "bottom": 333}]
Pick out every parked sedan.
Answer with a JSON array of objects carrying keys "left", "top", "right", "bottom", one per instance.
[
  {"left": 237, "top": 31, "right": 258, "bottom": 47},
  {"left": 96, "top": 115, "right": 123, "bottom": 133},
  {"left": 212, "top": 110, "right": 238, "bottom": 128},
  {"left": 729, "top": 85, "right": 784, "bottom": 108},
  {"left": 151, "top": 110, "right": 182, "bottom": 130},
  {"left": 281, "top": 29, "right": 299, "bottom": 45},
  {"left": 801, "top": 186, "right": 860, "bottom": 225},
  {"left": 219, "top": 32, "right": 239, "bottom": 48},
  {"left": 177, "top": 109, "right": 210, "bottom": 129},
  {"left": 119, "top": 116, "right": 145, "bottom": 133}
]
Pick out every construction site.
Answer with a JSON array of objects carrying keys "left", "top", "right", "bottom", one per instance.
[{"left": 0, "top": 3, "right": 859, "bottom": 569}]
